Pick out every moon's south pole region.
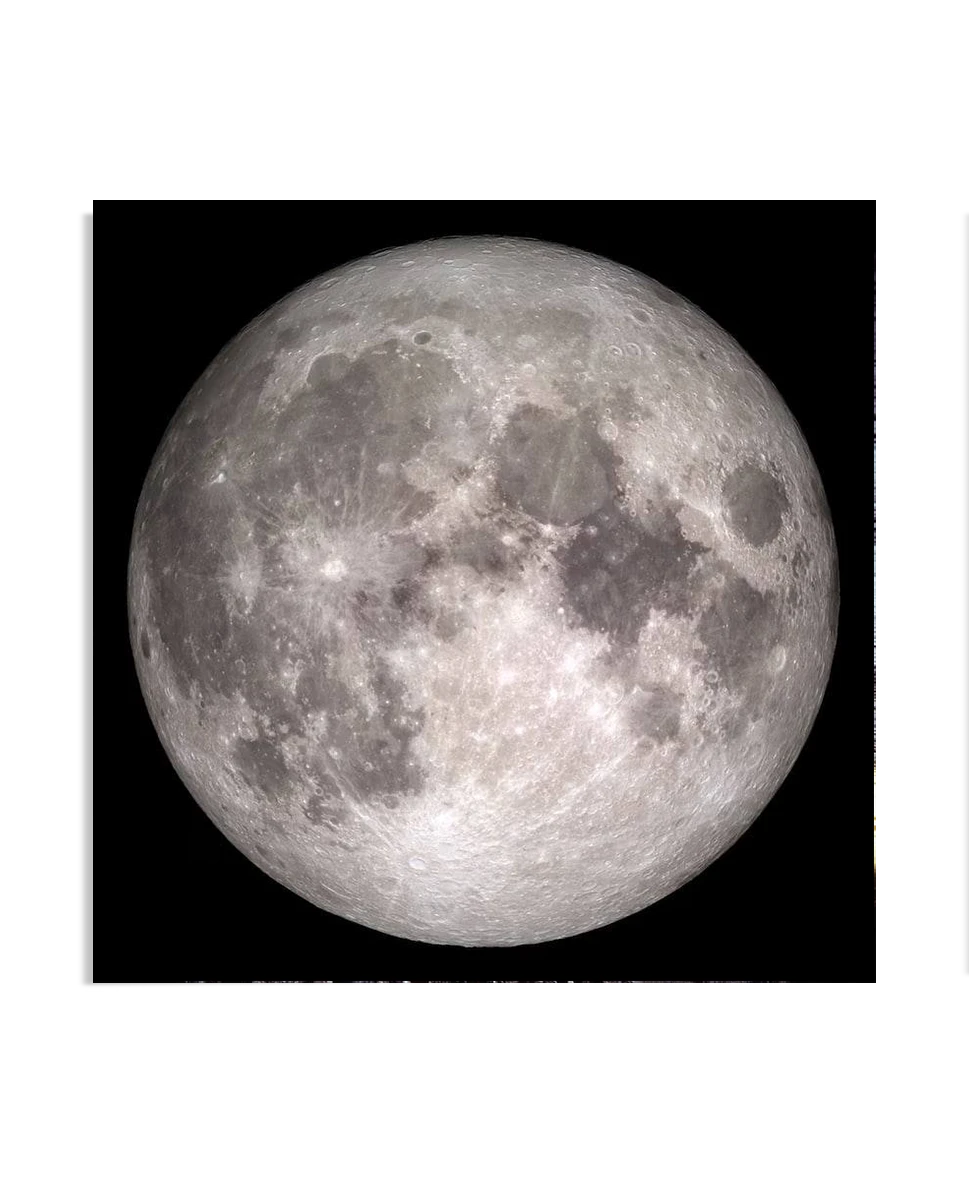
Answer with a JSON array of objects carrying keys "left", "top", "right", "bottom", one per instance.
[{"left": 128, "top": 237, "right": 838, "bottom": 947}]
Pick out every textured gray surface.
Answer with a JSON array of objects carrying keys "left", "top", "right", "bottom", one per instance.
[{"left": 128, "top": 237, "right": 838, "bottom": 946}]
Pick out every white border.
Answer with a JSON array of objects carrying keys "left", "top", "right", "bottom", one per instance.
[
  {"left": 876, "top": 198, "right": 969, "bottom": 984},
  {"left": 2, "top": 3, "right": 967, "bottom": 1196}
]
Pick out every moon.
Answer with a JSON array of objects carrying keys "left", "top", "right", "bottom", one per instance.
[{"left": 128, "top": 236, "right": 838, "bottom": 947}]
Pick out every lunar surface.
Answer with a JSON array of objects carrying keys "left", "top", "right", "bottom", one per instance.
[{"left": 128, "top": 237, "right": 838, "bottom": 946}]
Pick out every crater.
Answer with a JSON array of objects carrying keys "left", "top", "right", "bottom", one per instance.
[
  {"left": 413, "top": 331, "right": 432, "bottom": 345},
  {"left": 791, "top": 542, "right": 811, "bottom": 573},
  {"left": 139, "top": 629, "right": 151, "bottom": 659},
  {"left": 234, "top": 734, "right": 290, "bottom": 799},
  {"left": 496, "top": 404, "right": 614, "bottom": 526},
  {"left": 146, "top": 505, "right": 234, "bottom": 697},
  {"left": 303, "top": 784, "right": 346, "bottom": 828},
  {"left": 722, "top": 463, "right": 789, "bottom": 547},
  {"left": 307, "top": 352, "right": 352, "bottom": 388},
  {"left": 649, "top": 280, "right": 689, "bottom": 309}
]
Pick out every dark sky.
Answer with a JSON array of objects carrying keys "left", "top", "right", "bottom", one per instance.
[{"left": 99, "top": 201, "right": 873, "bottom": 983}]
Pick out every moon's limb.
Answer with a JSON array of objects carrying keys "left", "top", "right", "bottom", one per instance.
[{"left": 128, "top": 237, "right": 838, "bottom": 946}]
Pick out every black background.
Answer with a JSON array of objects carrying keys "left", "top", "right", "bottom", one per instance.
[{"left": 99, "top": 201, "right": 873, "bottom": 983}]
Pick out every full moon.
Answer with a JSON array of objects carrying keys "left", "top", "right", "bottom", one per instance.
[{"left": 128, "top": 237, "right": 838, "bottom": 947}]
